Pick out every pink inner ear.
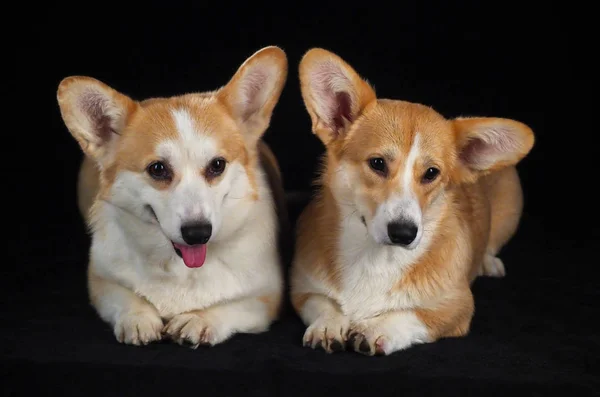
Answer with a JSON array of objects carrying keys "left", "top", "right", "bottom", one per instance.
[
  {"left": 332, "top": 92, "right": 352, "bottom": 131},
  {"left": 239, "top": 68, "right": 269, "bottom": 119},
  {"left": 311, "top": 62, "right": 354, "bottom": 133},
  {"left": 78, "top": 89, "right": 116, "bottom": 142},
  {"left": 459, "top": 125, "right": 522, "bottom": 169},
  {"left": 459, "top": 137, "right": 491, "bottom": 166}
]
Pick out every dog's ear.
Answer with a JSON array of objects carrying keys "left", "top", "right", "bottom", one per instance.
[
  {"left": 298, "top": 48, "right": 377, "bottom": 146},
  {"left": 217, "top": 46, "right": 288, "bottom": 143},
  {"left": 452, "top": 117, "right": 535, "bottom": 184},
  {"left": 57, "top": 76, "right": 138, "bottom": 166}
]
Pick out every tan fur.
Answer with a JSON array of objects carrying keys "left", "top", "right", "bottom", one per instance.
[
  {"left": 76, "top": 127, "right": 286, "bottom": 230},
  {"left": 68, "top": 45, "right": 289, "bottom": 229},
  {"left": 71, "top": 78, "right": 288, "bottom": 308},
  {"left": 291, "top": 48, "right": 535, "bottom": 355},
  {"left": 80, "top": 140, "right": 288, "bottom": 325},
  {"left": 58, "top": 46, "right": 289, "bottom": 348},
  {"left": 258, "top": 293, "right": 282, "bottom": 320},
  {"left": 77, "top": 155, "right": 100, "bottom": 223},
  {"left": 291, "top": 185, "right": 343, "bottom": 294}
]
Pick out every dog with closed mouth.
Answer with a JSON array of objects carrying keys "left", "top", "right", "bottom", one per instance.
[
  {"left": 290, "top": 48, "right": 535, "bottom": 356},
  {"left": 57, "top": 46, "right": 289, "bottom": 348}
]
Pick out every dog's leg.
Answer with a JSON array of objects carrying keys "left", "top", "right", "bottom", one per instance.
[
  {"left": 88, "top": 271, "right": 164, "bottom": 346},
  {"left": 480, "top": 253, "right": 506, "bottom": 277},
  {"left": 348, "top": 288, "right": 474, "bottom": 356},
  {"left": 479, "top": 167, "right": 524, "bottom": 278},
  {"left": 291, "top": 293, "right": 350, "bottom": 353},
  {"left": 163, "top": 293, "right": 280, "bottom": 348}
]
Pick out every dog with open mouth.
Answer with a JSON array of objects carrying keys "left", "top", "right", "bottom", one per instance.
[
  {"left": 57, "top": 46, "right": 289, "bottom": 348},
  {"left": 290, "top": 48, "right": 535, "bottom": 356}
]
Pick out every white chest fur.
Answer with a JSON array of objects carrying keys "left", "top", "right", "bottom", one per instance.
[
  {"left": 334, "top": 215, "right": 434, "bottom": 321},
  {"left": 131, "top": 252, "right": 266, "bottom": 318},
  {"left": 90, "top": 192, "right": 280, "bottom": 320}
]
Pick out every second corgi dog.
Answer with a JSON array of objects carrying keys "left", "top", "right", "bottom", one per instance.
[
  {"left": 290, "top": 48, "right": 535, "bottom": 356},
  {"left": 57, "top": 46, "right": 288, "bottom": 348}
]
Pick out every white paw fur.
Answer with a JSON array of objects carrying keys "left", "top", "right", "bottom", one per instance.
[
  {"left": 348, "top": 312, "right": 430, "bottom": 356},
  {"left": 163, "top": 312, "right": 228, "bottom": 348},
  {"left": 114, "top": 311, "right": 164, "bottom": 346},
  {"left": 480, "top": 254, "right": 506, "bottom": 277},
  {"left": 303, "top": 313, "right": 350, "bottom": 353}
]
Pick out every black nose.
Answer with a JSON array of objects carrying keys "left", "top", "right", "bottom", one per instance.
[
  {"left": 387, "top": 220, "right": 418, "bottom": 246},
  {"left": 181, "top": 221, "right": 212, "bottom": 245}
]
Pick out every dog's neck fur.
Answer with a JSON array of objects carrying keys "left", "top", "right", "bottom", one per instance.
[{"left": 321, "top": 167, "right": 453, "bottom": 319}]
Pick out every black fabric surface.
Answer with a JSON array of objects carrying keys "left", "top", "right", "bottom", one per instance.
[
  {"left": 6, "top": 3, "right": 596, "bottom": 396},
  {"left": 2, "top": 194, "right": 598, "bottom": 396}
]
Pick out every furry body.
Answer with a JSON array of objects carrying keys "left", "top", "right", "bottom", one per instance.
[
  {"left": 57, "top": 46, "right": 289, "bottom": 347},
  {"left": 290, "top": 48, "right": 535, "bottom": 356}
]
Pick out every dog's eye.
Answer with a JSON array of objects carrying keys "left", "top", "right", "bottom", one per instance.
[
  {"left": 147, "top": 161, "right": 172, "bottom": 181},
  {"left": 206, "top": 157, "right": 227, "bottom": 178},
  {"left": 368, "top": 157, "right": 387, "bottom": 176},
  {"left": 422, "top": 167, "right": 440, "bottom": 183}
]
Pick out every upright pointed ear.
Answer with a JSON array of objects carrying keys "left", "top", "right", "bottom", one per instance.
[
  {"left": 298, "top": 48, "right": 377, "bottom": 146},
  {"left": 452, "top": 117, "right": 535, "bottom": 183},
  {"left": 216, "top": 46, "right": 288, "bottom": 142},
  {"left": 57, "top": 76, "right": 138, "bottom": 166}
]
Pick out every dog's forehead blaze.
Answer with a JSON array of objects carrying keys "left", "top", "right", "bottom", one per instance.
[
  {"left": 345, "top": 101, "right": 453, "bottom": 161},
  {"left": 103, "top": 95, "right": 248, "bottom": 186},
  {"left": 337, "top": 101, "right": 456, "bottom": 215}
]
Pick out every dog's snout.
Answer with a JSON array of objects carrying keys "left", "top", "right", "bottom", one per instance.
[
  {"left": 387, "top": 220, "right": 418, "bottom": 246},
  {"left": 181, "top": 221, "right": 212, "bottom": 245}
]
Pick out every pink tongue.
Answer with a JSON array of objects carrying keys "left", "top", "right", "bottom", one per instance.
[{"left": 173, "top": 243, "right": 207, "bottom": 268}]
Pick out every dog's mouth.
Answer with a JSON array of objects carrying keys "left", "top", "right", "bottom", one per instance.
[
  {"left": 144, "top": 205, "right": 207, "bottom": 268},
  {"left": 173, "top": 244, "right": 183, "bottom": 258},
  {"left": 171, "top": 242, "right": 207, "bottom": 268}
]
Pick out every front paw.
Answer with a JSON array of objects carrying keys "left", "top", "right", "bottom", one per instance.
[
  {"left": 348, "top": 314, "right": 430, "bottom": 356},
  {"left": 163, "top": 313, "right": 226, "bottom": 348},
  {"left": 114, "top": 311, "right": 164, "bottom": 346},
  {"left": 347, "top": 327, "right": 386, "bottom": 356},
  {"left": 303, "top": 314, "right": 350, "bottom": 353},
  {"left": 480, "top": 254, "right": 506, "bottom": 277}
]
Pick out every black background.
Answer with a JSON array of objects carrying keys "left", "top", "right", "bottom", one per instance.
[
  {"left": 4, "top": 2, "right": 598, "bottom": 396},
  {"left": 11, "top": 3, "right": 592, "bottom": 246}
]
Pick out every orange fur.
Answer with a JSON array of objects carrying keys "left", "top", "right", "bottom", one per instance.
[
  {"left": 64, "top": 47, "right": 288, "bottom": 228},
  {"left": 291, "top": 48, "right": 535, "bottom": 355},
  {"left": 57, "top": 46, "right": 290, "bottom": 349}
]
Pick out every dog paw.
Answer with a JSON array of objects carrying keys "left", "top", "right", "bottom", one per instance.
[
  {"left": 162, "top": 313, "right": 226, "bottom": 348},
  {"left": 348, "top": 313, "right": 430, "bottom": 356},
  {"left": 114, "top": 311, "right": 164, "bottom": 346},
  {"left": 303, "top": 315, "right": 350, "bottom": 353},
  {"left": 480, "top": 255, "right": 506, "bottom": 277},
  {"left": 347, "top": 328, "right": 386, "bottom": 356}
]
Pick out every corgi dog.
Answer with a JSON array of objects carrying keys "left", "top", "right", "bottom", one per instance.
[
  {"left": 56, "top": 46, "right": 289, "bottom": 348},
  {"left": 290, "top": 48, "right": 535, "bottom": 356}
]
